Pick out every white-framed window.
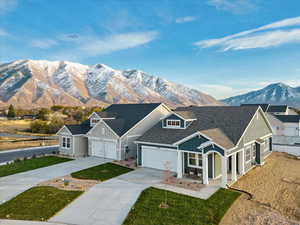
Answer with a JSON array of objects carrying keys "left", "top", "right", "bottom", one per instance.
[
  {"left": 245, "top": 146, "right": 251, "bottom": 162},
  {"left": 62, "top": 137, "right": 71, "bottom": 149},
  {"left": 90, "top": 118, "right": 100, "bottom": 126},
  {"left": 166, "top": 120, "right": 181, "bottom": 128},
  {"left": 188, "top": 153, "right": 202, "bottom": 168}
]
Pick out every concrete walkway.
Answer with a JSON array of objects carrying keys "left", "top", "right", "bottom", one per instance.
[
  {"left": 50, "top": 168, "right": 165, "bottom": 225},
  {"left": 0, "top": 157, "right": 112, "bottom": 203},
  {"left": 153, "top": 183, "right": 219, "bottom": 200}
]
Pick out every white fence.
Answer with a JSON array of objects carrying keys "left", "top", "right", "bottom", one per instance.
[{"left": 273, "top": 144, "right": 300, "bottom": 157}]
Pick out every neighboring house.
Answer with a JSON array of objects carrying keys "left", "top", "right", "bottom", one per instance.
[
  {"left": 56, "top": 103, "right": 170, "bottom": 159},
  {"left": 272, "top": 115, "right": 300, "bottom": 137},
  {"left": 135, "top": 106, "right": 272, "bottom": 188},
  {"left": 241, "top": 104, "right": 299, "bottom": 115}
]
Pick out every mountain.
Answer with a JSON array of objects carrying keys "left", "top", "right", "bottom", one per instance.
[
  {"left": 0, "top": 60, "right": 220, "bottom": 108},
  {"left": 222, "top": 82, "right": 300, "bottom": 107}
]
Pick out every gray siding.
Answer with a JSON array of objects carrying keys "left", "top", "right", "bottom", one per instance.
[
  {"left": 73, "top": 136, "right": 88, "bottom": 157},
  {"left": 179, "top": 135, "right": 208, "bottom": 152},
  {"left": 58, "top": 126, "right": 73, "bottom": 156}
]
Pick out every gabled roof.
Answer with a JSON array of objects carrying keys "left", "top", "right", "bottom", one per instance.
[
  {"left": 267, "top": 105, "right": 288, "bottom": 113},
  {"left": 96, "top": 111, "right": 118, "bottom": 119},
  {"left": 241, "top": 104, "right": 270, "bottom": 112},
  {"left": 274, "top": 115, "right": 300, "bottom": 123},
  {"left": 137, "top": 106, "right": 259, "bottom": 149},
  {"left": 66, "top": 120, "right": 92, "bottom": 135},
  {"left": 102, "top": 103, "right": 162, "bottom": 136}
]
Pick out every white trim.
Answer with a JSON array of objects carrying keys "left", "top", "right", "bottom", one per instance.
[
  {"left": 61, "top": 136, "right": 72, "bottom": 150},
  {"left": 56, "top": 125, "right": 72, "bottom": 136},
  {"left": 141, "top": 145, "right": 177, "bottom": 152},
  {"left": 120, "top": 103, "right": 171, "bottom": 138},
  {"left": 87, "top": 119, "right": 119, "bottom": 138},
  {"left": 173, "top": 131, "right": 211, "bottom": 145},
  {"left": 134, "top": 141, "right": 175, "bottom": 148},
  {"left": 227, "top": 148, "right": 244, "bottom": 157},
  {"left": 165, "top": 119, "right": 181, "bottom": 128},
  {"left": 88, "top": 112, "right": 101, "bottom": 120}
]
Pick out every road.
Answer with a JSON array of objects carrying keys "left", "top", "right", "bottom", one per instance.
[{"left": 0, "top": 146, "right": 59, "bottom": 163}]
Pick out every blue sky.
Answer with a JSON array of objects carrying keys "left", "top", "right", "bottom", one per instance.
[{"left": 1, "top": 0, "right": 300, "bottom": 99}]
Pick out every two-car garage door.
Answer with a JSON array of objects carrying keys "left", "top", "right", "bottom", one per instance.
[
  {"left": 141, "top": 146, "right": 178, "bottom": 172},
  {"left": 91, "top": 139, "right": 118, "bottom": 159}
]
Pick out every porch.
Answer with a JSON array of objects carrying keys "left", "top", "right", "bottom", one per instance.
[{"left": 176, "top": 149, "right": 245, "bottom": 188}]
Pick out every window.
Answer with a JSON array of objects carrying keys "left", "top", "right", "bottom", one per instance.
[
  {"left": 188, "top": 153, "right": 202, "bottom": 168},
  {"left": 245, "top": 146, "right": 251, "bottom": 162},
  {"left": 166, "top": 120, "right": 180, "bottom": 128},
  {"left": 62, "top": 137, "right": 71, "bottom": 149},
  {"left": 101, "top": 127, "right": 105, "bottom": 135},
  {"left": 91, "top": 118, "right": 100, "bottom": 126}
]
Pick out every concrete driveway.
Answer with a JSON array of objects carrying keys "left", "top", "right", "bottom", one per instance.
[
  {"left": 50, "top": 168, "right": 165, "bottom": 225},
  {"left": 0, "top": 157, "right": 112, "bottom": 203}
]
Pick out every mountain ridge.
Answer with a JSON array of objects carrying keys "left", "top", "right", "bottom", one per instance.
[
  {"left": 0, "top": 59, "right": 221, "bottom": 108},
  {"left": 222, "top": 82, "right": 300, "bottom": 107}
]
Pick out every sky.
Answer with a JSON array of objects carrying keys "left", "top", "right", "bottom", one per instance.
[{"left": 1, "top": 0, "right": 300, "bottom": 99}]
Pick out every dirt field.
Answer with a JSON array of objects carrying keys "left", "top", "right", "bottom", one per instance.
[
  {"left": 0, "top": 139, "right": 58, "bottom": 151},
  {"left": 0, "top": 120, "right": 31, "bottom": 133},
  {"left": 221, "top": 152, "right": 300, "bottom": 225}
]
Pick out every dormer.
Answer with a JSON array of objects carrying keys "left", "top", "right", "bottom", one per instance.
[
  {"left": 89, "top": 112, "right": 101, "bottom": 127},
  {"left": 162, "top": 111, "right": 197, "bottom": 129}
]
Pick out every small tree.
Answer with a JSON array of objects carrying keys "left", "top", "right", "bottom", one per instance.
[
  {"left": 37, "top": 108, "right": 50, "bottom": 120},
  {"left": 7, "top": 104, "right": 16, "bottom": 118},
  {"left": 72, "top": 110, "right": 84, "bottom": 122},
  {"left": 51, "top": 105, "right": 64, "bottom": 112}
]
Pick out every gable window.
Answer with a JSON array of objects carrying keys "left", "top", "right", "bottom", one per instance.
[
  {"left": 166, "top": 120, "right": 181, "bottom": 128},
  {"left": 245, "top": 146, "right": 251, "bottom": 162},
  {"left": 90, "top": 118, "right": 100, "bottom": 127},
  {"left": 62, "top": 137, "right": 71, "bottom": 149},
  {"left": 252, "top": 144, "right": 256, "bottom": 159},
  {"left": 188, "top": 153, "right": 202, "bottom": 168}
]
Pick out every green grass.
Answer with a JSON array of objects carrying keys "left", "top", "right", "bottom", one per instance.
[
  {"left": 0, "top": 156, "right": 73, "bottom": 178},
  {"left": 123, "top": 187, "right": 241, "bottom": 225},
  {"left": 71, "top": 162, "right": 133, "bottom": 181},
  {"left": 0, "top": 186, "right": 82, "bottom": 221}
]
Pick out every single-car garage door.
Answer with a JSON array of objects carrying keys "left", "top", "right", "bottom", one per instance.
[
  {"left": 141, "top": 146, "right": 177, "bottom": 172},
  {"left": 91, "top": 139, "right": 117, "bottom": 159}
]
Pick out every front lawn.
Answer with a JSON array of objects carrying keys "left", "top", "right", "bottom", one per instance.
[
  {"left": 123, "top": 187, "right": 240, "bottom": 225},
  {"left": 0, "top": 156, "right": 73, "bottom": 178},
  {"left": 71, "top": 162, "right": 133, "bottom": 181},
  {"left": 0, "top": 186, "right": 82, "bottom": 221}
]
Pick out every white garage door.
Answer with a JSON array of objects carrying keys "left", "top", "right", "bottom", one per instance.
[
  {"left": 92, "top": 139, "right": 117, "bottom": 159},
  {"left": 141, "top": 146, "right": 178, "bottom": 172}
]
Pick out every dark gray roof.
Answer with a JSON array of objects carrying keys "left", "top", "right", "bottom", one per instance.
[
  {"left": 241, "top": 104, "right": 270, "bottom": 112},
  {"left": 267, "top": 105, "right": 288, "bottom": 113},
  {"left": 274, "top": 115, "right": 300, "bottom": 123},
  {"left": 96, "top": 111, "right": 118, "bottom": 118},
  {"left": 137, "top": 106, "right": 259, "bottom": 149},
  {"left": 103, "top": 103, "right": 162, "bottom": 136},
  {"left": 66, "top": 121, "right": 92, "bottom": 135},
  {"left": 173, "top": 111, "right": 196, "bottom": 120}
]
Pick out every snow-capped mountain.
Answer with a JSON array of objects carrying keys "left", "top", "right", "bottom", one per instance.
[
  {"left": 0, "top": 60, "right": 220, "bottom": 108},
  {"left": 222, "top": 82, "right": 300, "bottom": 107}
]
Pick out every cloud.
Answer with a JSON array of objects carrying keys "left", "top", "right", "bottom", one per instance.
[
  {"left": 195, "top": 16, "right": 300, "bottom": 51},
  {"left": 0, "top": 0, "right": 17, "bottom": 15},
  {"left": 199, "top": 84, "right": 252, "bottom": 99},
  {"left": 207, "top": 0, "right": 256, "bottom": 14},
  {"left": 79, "top": 31, "right": 158, "bottom": 56},
  {"left": 175, "top": 16, "right": 196, "bottom": 24},
  {"left": 31, "top": 39, "right": 58, "bottom": 49}
]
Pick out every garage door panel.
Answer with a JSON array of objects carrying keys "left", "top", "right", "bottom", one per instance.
[
  {"left": 142, "top": 146, "right": 177, "bottom": 172},
  {"left": 91, "top": 139, "right": 117, "bottom": 159}
]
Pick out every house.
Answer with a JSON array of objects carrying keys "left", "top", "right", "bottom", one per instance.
[
  {"left": 269, "top": 115, "right": 300, "bottom": 136},
  {"left": 241, "top": 104, "right": 299, "bottom": 115},
  {"left": 56, "top": 103, "right": 170, "bottom": 159},
  {"left": 135, "top": 105, "right": 273, "bottom": 188}
]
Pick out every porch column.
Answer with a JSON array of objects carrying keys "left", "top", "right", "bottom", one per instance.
[
  {"left": 239, "top": 150, "right": 245, "bottom": 175},
  {"left": 231, "top": 153, "right": 237, "bottom": 182},
  {"left": 202, "top": 153, "right": 209, "bottom": 185},
  {"left": 221, "top": 156, "right": 227, "bottom": 188},
  {"left": 177, "top": 151, "right": 183, "bottom": 178}
]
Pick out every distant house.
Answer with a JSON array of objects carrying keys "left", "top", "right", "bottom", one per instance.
[
  {"left": 56, "top": 103, "right": 170, "bottom": 159},
  {"left": 22, "top": 114, "right": 37, "bottom": 120}
]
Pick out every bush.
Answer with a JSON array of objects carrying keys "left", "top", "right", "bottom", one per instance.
[{"left": 30, "top": 118, "right": 64, "bottom": 134}]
